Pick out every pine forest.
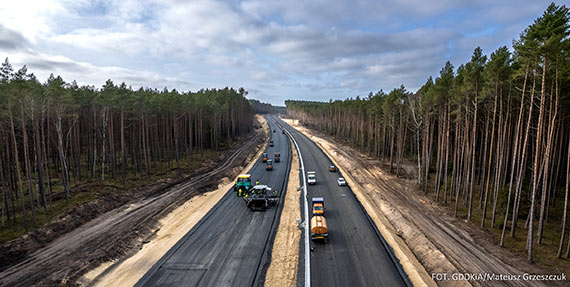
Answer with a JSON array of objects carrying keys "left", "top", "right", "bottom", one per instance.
[{"left": 286, "top": 4, "right": 570, "bottom": 263}]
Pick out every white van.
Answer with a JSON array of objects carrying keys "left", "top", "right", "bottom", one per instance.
[{"left": 307, "top": 171, "right": 316, "bottom": 185}]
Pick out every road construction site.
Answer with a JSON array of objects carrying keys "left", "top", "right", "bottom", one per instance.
[
  {"left": 108, "top": 115, "right": 411, "bottom": 287},
  {"left": 0, "top": 115, "right": 417, "bottom": 287},
  {"left": 0, "top": 117, "right": 267, "bottom": 287},
  {"left": 135, "top": 117, "right": 292, "bottom": 286},
  {"left": 282, "top": 118, "right": 563, "bottom": 287},
  {"left": 276, "top": 117, "right": 410, "bottom": 287}
]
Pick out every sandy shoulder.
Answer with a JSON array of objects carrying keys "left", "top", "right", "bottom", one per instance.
[{"left": 265, "top": 134, "right": 301, "bottom": 286}]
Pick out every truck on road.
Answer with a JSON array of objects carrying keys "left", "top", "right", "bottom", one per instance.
[
  {"left": 307, "top": 171, "right": 316, "bottom": 185},
  {"left": 310, "top": 215, "right": 328, "bottom": 243},
  {"left": 312, "top": 197, "right": 325, "bottom": 216}
]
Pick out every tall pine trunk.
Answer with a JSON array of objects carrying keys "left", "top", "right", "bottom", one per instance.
[
  {"left": 501, "top": 63, "right": 529, "bottom": 246},
  {"left": 55, "top": 108, "right": 71, "bottom": 205},
  {"left": 21, "top": 104, "right": 37, "bottom": 228},
  {"left": 101, "top": 107, "right": 108, "bottom": 183},
  {"left": 9, "top": 109, "right": 28, "bottom": 232},
  {"left": 528, "top": 54, "right": 547, "bottom": 262},
  {"left": 557, "top": 125, "right": 570, "bottom": 258},
  {"left": 512, "top": 62, "right": 537, "bottom": 238},
  {"left": 33, "top": 113, "right": 47, "bottom": 213},
  {"left": 468, "top": 93, "right": 478, "bottom": 222},
  {"left": 121, "top": 108, "right": 126, "bottom": 184},
  {"left": 482, "top": 82, "right": 498, "bottom": 226},
  {"left": 537, "top": 65, "right": 559, "bottom": 244}
]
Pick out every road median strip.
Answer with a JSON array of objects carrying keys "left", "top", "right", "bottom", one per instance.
[{"left": 265, "top": 134, "right": 302, "bottom": 286}]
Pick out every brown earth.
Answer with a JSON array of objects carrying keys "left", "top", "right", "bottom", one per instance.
[
  {"left": 283, "top": 118, "right": 565, "bottom": 287},
  {"left": 265, "top": 135, "right": 301, "bottom": 287},
  {"left": 0, "top": 116, "right": 267, "bottom": 287}
]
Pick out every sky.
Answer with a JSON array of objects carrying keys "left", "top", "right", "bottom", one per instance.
[{"left": 0, "top": 0, "right": 555, "bottom": 105}]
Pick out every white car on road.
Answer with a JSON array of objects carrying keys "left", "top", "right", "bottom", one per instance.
[
  {"left": 337, "top": 177, "right": 347, "bottom": 186},
  {"left": 307, "top": 171, "right": 317, "bottom": 185}
]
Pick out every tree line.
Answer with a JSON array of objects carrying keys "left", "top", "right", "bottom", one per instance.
[
  {"left": 249, "top": 99, "right": 275, "bottom": 114},
  {"left": 0, "top": 60, "right": 254, "bottom": 233},
  {"left": 286, "top": 3, "right": 570, "bottom": 262},
  {"left": 249, "top": 99, "right": 286, "bottom": 114}
]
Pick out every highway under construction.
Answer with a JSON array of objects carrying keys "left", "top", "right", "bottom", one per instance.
[
  {"left": 136, "top": 116, "right": 410, "bottom": 286},
  {"left": 136, "top": 118, "right": 292, "bottom": 286}
]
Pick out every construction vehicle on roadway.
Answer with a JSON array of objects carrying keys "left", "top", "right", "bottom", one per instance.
[
  {"left": 311, "top": 215, "right": 328, "bottom": 243},
  {"left": 312, "top": 197, "right": 325, "bottom": 215},
  {"left": 245, "top": 185, "right": 278, "bottom": 211},
  {"left": 234, "top": 174, "right": 252, "bottom": 192}
]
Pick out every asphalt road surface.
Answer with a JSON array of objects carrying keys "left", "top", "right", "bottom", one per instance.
[
  {"left": 136, "top": 118, "right": 291, "bottom": 287},
  {"left": 276, "top": 116, "right": 410, "bottom": 287}
]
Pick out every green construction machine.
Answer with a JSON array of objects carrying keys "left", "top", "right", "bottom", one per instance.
[{"left": 234, "top": 174, "right": 252, "bottom": 193}]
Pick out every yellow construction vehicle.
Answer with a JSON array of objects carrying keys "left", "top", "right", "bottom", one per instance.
[
  {"left": 311, "top": 215, "right": 328, "bottom": 243},
  {"left": 234, "top": 174, "right": 252, "bottom": 192}
]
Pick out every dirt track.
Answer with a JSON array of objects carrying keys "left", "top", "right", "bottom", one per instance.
[
  {"left": 0, "top": 120, "right": 266, "bottom": 287},
  {"left": 284, "top": 119, "right": 564, "bottom": 287}
]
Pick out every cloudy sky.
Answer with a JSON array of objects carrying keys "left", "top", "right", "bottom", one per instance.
[{"left": 0, "top": 0, "right": 553, "bottom": 105}]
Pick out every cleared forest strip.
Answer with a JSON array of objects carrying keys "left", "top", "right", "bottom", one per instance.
[
  {"left": 265, "top": 135, "right": 301, "bottom": 287},
  {"left": 0, "top": 116, "right": 267, "bottom": 287},
  {"left": 283, "top": 118, "right": 563, "bottom": 287},
  {"left": 85, "top": 115, "right": 270, "bottom": 286}
]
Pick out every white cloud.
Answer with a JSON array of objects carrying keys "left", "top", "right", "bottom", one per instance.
[
  {"left": 0, "top": 0, "right": 553, "bottom": 105},
  {"left": 5, "top": 48, "right": 198, "bottom": 91},
  {"left": 0, "top": 0, "right": 90, "bottom": 41}
]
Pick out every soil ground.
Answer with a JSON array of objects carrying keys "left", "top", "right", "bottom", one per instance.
[
  {"left": 283, "top": 118, "right": 566, "bottom": 287},
  {"left": 0, "top": 116, "right": 268, "bottom": 287},
  {"left": 265, "top": 135, "right": 301, "bottom": 287}
]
